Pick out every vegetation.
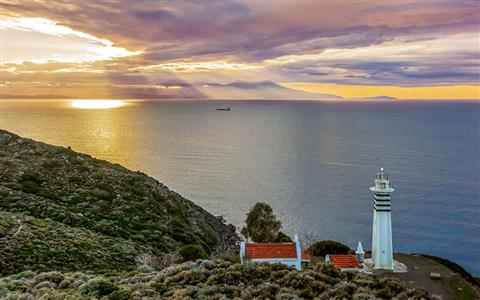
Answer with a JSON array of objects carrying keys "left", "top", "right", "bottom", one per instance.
[
  {"left": 0, "top": 259, "right": 436, "bottom": 299},
  {"left": 177, "top": 245, "right": 208, "bottom": 262},
  {"left": 0, "top": 130, "right": 238, "bottom": 275},
  {"left": 449, "top": 274, "right": 479, "bottom": 300},
  {"left": 241, "top": 202, "right": 282, "bottom": 242},
  {"left": 307, "top": 240, "right": 351, "bottom": 257},
  {"left": 420, "top": 254, "right": 479, "bottom": 288},
  {"left": 80, "top": 277, "right": 119, "bottom": 296},
  {"left": 275, "top": 231, "right": 293, "bottom": 242},
  {"left": 0, "top": 211, "right": 151, "bottom": 275}
]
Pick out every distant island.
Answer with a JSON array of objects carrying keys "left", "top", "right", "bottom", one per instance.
[
  {"left": 0, "top": 130, "right": 478, "bottom": 299},
  {"left": 355, "top": 96, "right": 398, "bottom": 101}
]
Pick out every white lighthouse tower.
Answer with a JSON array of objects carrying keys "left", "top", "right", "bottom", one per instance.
[{"left": 370, "top": 168, "right": 394, "bottom": 270}]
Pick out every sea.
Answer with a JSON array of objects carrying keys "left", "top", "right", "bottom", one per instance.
[{"left": 1, "top": 99, "right": 479, "bottom": 275}]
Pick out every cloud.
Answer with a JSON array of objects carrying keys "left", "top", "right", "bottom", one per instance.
[
  {"left": 1, "top": 0, "right": 479, "bottom": 98},
  {"left": 1, "top": 17, "right": 141, "bottom": 64},
  {"left": 268, "top": 32, "right": 480, "bottom": 86},
  {"left": 131, "top": 60, "right": 262, "bottom": 73}
]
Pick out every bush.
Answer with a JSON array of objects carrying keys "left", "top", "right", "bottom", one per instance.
[
  {"left": 81, "top": 277, "right": 118, "bottom": 296},
  {"left": 177, "top": 245, "right": 208, "bottom": 262},
  {"left": 151, "top": 282, "right": 167, "bottom": 294},
  {"left": 275, "top": 231, "right": 292, "bottom": 242},
  {"left": 43, "top": 159, "right": 63, "bottom": 169},
  {"left": 33, "top": 272, "right": 64, "bottom": 284},
  {"left": 314, "top": 262, "right": 343, "bottom": 279},
  {"left": 307, "top": 240, "right": 350, "bottom": 257},
  {"left": 214, "top": 252, "right": 241, "bottom": 264},
  {"left": 20, "top": 181, "right": 41, "bottom": 194},
  {"left": 108, "top": 289, "right": 132, "bottom": 300}
]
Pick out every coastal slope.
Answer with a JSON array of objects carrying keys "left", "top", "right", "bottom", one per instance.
[{"left": 0, "top": 130, "right": 237, "bottom": 274}]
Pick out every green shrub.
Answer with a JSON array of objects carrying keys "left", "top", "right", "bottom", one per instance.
[
  {"left": 20, "top": 172, "right": 44, "bottom": 184},
  {"left": 275, "top": 231, "right": 292, "bottom": 242},
  {"left": 307, "top": 240, "right": 350, "bottom": 257},
  {"left": 92, "top": 188, "right": 112, "bottom": 200},
  {"left": 77, "top": 164, "right": 89, "bottom": 172},
  {"left": 4, "top": 182, "right": 22, "bottom": 190},
  {"left": 80, "top": 277, "right": 118, "bottom": 296},
  {"left": 177, "top": 244, "right": 208, "bottom": 262},
  {"left": 314, "top": 262, "right": 343, "bottom": 279},
  {"left": 151, "top": 282, "right": 167, "bottom": 294},
  {"left": 20, "top": 181, "right": 41, "bottom": 194},
  {"left": 69, "top": 157, "right": 84, "bottom": 165},
  {"left": 43, "top": 159, "right": 63, "bottom": 169},
  {"left": 35, "top": 189, "right": 56, "bottom": 199},
  {"left": 108, "top": 289, "right": 132, "bottom": 300},
  {"left": 0, "top": 187, "right": 9, "bottom": 197},
  {"left": 33, "top": 271, "right": 64, "bottom": 284},
  {"left": 214, "top": 252, "right": 241, "bottom": 264}
]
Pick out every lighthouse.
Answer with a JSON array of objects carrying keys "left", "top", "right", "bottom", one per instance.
[{"left": 370, "top": 168, "right": 394, "bottom": 270}]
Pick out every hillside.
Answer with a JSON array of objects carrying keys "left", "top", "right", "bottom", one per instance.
[
  {"left": 0, "top": 130, "right": 238, "bottom": 274},
  {"left": 0, "top": 259, "right": 435, "bottom": 299},
  {"left": 0, "top": 211, "right": 151, "bottom": 275}
]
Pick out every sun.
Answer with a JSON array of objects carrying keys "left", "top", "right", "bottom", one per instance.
[{"left": 71, "top": 100, "right": 127, "bottom": 109}]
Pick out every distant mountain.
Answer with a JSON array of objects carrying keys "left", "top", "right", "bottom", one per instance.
[
  {"left": 356, "top": 95, "right": 398, "bottom": 100},
  {"left": 198, "top": 81, "right": 342, "bottom": 100},
  {"left": 213, "top": 80, "right": 287, "bottom": 89}
]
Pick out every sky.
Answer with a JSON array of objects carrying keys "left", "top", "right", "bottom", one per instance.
[{"left": 1, "top": 0, "right": 479, "bottom": 100}]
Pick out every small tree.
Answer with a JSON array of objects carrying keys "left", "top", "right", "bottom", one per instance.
[
  {"left": 275, "top": 231, "right": 292, "bottom": 242},
  {"left": 241, "top": 202, "right": 282, "bottom": 243},
  {"left": 177, "top": 244, "right": 208, "bottom": 262},
  {"left": 307, "top": 240, "right": 350, "bottom": 257}
]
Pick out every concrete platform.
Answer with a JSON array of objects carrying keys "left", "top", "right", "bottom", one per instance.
[{"left": 358, "top": 258, "right": 408, "bottom": 274}]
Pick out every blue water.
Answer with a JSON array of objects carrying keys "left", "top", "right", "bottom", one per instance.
[{"left": 2, "top": 100, "right": 479, "bottom": 274}]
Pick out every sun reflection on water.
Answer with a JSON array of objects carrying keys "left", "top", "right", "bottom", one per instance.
[{"left": 71, "top": 99, "right": 127, "bottom": 109}]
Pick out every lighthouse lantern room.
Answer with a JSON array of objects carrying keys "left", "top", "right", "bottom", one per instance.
[{"left": 370, "top": 168, "right": 394, "bottom": 270}]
